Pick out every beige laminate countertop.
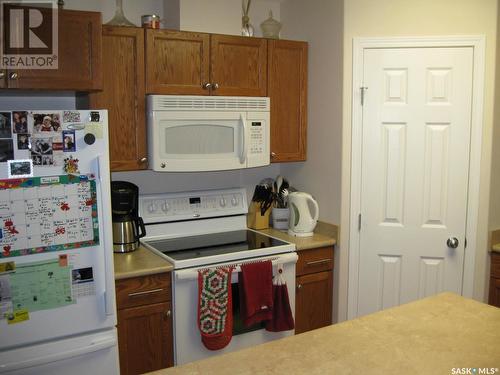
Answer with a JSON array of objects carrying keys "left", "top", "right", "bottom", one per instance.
[
  {"left": 492, "top": 243, "right": 500, "bottom": 253},
  {"left": 113, "top": 245, "right": 173, "bottom": 280},
  {"left": 150, "top": 293, "right": 500, "bottom": 375},
  {"left": 258, "top": 221, "right": 337, "bottom": 251}
]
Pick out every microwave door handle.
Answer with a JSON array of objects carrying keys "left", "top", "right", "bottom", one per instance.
[{"left": 239, "top": 113, "right": 247, "bottom": 164}]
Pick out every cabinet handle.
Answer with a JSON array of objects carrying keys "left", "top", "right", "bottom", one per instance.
[
  {"left": 212, "top": 83, "right": 219, "bottom": 90},
  {"left": 139, "top": 157, "right": 147, "bottom": 163},
  {"left": 202, "top": 82, "right": 212, "bottom": 90},
  {"left": 297, "top": 283, "right": 302, "bottom": 290},
  {"left": 128, "top": 288, "right": 163, "bottom": 297},
  {"left": 270, "top": 152, "right": 276, "bottom": 158},
  {"left": 165, "top": 310, "right": 171, "bottom": 319},
  {"left": 306, "top": 258, "right": 332, "bottom": 266},
  {"left": 9, "top": 72, "right": 18, "bottom": 80},
  {"left": 0, "top": 71, "right": 5, "bottom": 79}
]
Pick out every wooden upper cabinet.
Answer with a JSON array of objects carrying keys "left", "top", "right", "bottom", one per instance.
[
  {"left": 210, "top": 35, "right": 267, "bottom": 96},
  {"left": 8, "top": 9, "right": 102, "bottom": 91},
  {"left": 145, "top": 30, "right": 267, "bottom": 96},
  {"left": 268, "top": 40, "right": 308, "bottom": 162},
  {"left": 89, "top": 26, "right": 147, "bottom": 171},
  {"left": 145, "top": 29, "right": 210, "bottom": 95}
]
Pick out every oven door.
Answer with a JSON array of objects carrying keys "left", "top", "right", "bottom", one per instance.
[
  {"left": 172, "top": 252, "right": 298, "bottom": 366},
  {"left": 149, "top": 111, "right": 248, "bottom": 172}
]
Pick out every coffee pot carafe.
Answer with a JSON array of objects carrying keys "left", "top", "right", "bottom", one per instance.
[{"left": 111, "top": 181, "right": 146, "bottom": 253}]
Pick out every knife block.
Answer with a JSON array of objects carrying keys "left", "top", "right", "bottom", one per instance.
[{"left": 247, "top": 201, "right": 271, "bottom": 230}]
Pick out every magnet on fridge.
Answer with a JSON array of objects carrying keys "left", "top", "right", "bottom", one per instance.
[
  {"left": 90, "top": 112, "right": 100, "bottom": 122},
  {"left": 84, "top": 123, "right": 103, "bottom": 139},
  {"left": 63, "top": 155, "right": 80, "bottom": 175},
  {"left": 62, "top": 130, "right": 76, "bottom": 152}
]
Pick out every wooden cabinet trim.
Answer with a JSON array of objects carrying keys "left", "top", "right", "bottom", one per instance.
[{"left": 490, "top": 253, "right": 500, "bottom": 279}]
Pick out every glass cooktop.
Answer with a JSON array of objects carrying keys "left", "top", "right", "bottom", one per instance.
[{"left": 144, "top": 230, "right": 289, "bottom": 261}]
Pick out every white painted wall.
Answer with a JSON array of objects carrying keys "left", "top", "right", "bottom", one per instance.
[
  {"left": 179, "top": 0, "right": 281, "bottom": 37},
  {"left": 341, "top": 0, "right": 498, "bottom": 322},
  {"left": 63, "top": 0, "right": 164, "bottom": 26},
  {"left": 489, "top": 4, "right": 500, "bottom": 233},
  {"left": 279, "top": 0, "right": 343, "bottom": 323}
]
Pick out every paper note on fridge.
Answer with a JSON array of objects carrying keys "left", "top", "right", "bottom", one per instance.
[{"left": 10, "top": 259, "right": 74, "bottom": 313}]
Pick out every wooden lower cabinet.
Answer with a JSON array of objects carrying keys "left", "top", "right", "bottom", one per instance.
[
  {"left": 115, "top": 273, "right": 173, "bottom": 375},
  {"left": 488, "top": 253, "right": 500, "bottom": 308},
  {"left": 295, "top": 270, "right": 333, "bottom": 334},
  {"left": 295, "top": 246, "right": 334, "bottom": 334},
  {"left": 117, "top": 302, "right": 173, "bottom": 375}
]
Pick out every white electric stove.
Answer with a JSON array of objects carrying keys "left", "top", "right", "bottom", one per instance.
[{"left": 139, "top": 188, "right": 297, "bottom": 365}]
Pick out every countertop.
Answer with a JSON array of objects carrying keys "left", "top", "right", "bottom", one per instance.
[
  {"left": 113, "top": 245, "right": 173, "bottom": 280},
  {"left": 149, "top": 293, "right": 500, "bottom": 374},
  {"left": 258, "top": 221, "right": 337, "bottom": 251}
]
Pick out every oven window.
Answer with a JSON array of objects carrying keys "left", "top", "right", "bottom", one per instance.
[
  {"left": 231, "top": 282, "right": 265, "bottom": 335},
  {"left": 164, "top": 124, "right": 234, "bottom": 154}
]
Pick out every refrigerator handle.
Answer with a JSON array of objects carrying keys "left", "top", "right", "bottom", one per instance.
[
  {"left": 0, "top": 337, "right": 117, "bottom": 373},
  {"left": 96, "top": 155, "right": 116, "bottom": 317}
]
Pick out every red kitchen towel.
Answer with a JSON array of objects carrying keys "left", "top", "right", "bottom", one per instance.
[
  {"left": 265, "top": 267, "right": 295, "bottom": 332},
  {"left": 198, "top": 267, "right": 234, "bottom": 350},
  {"left": 239, "top": 260, "right": 273, "bottom": 326}
]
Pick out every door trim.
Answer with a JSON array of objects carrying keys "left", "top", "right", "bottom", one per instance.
[{"left": 348, "top": 36, "right": 486, "bottom": 319}]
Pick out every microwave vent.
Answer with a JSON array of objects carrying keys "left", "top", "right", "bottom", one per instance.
[{"left": 149, "top": 96, "right": 270, "bottom": 111}]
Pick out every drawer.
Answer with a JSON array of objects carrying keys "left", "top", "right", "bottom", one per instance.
[
  {"left": 491, "top": 253, "right": 500, "bottom": 279},
  {"left": 116, "top": 272, "right": 171, "bottom": 310},
  {"left": 296, "top": 247, "right": 334, "bottom": 276}
]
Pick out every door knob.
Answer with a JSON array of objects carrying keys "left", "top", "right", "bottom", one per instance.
[{"left": 446, "top": 237, "right": 459, "bottom": 249}]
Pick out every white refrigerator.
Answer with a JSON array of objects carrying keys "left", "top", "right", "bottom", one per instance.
[{"left": 0, "top": 110, "right": 118, "bottom": 374}]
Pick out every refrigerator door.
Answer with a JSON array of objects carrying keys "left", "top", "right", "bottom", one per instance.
[
  {"left": 0, "top": 110, "right": 116, "bottom": 350},
  {"left": 0, "top": 329, "right": 119, "bottom": 374}
]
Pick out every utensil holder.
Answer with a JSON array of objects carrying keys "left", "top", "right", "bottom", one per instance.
[
  {"left": 247, "top": 201, "right": 271, "bottom": 230},
  {"left": 271, "top": 207, "right": 289, "bottom": 230}
]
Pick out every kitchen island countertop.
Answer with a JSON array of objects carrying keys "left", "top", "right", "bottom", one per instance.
[
  {"left": 258, "top": 221, "right": 337, "bottom": 251},
  {"left": 149, "top": 293, "right": 500, "bottom": 374},
  {"left": 113, "top": 245, "right": 173, "bottom": 280}
]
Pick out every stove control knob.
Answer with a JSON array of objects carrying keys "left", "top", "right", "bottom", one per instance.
[
  {"left": 161, "top": 202, "right": 170, "bottom": 212},
  {"left": 231, "top": 196, "right": 239, "bottom": 206},
  {"left": 219, "top": 198, "right": 226, "bottom": 207},
  {"left": 148, "top": 202, "right": 158, "bottom": 213}
]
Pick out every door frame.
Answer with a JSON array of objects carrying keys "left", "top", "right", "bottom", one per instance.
[{"left": 347, "top": 36, "right": 486, "bottom": 319}]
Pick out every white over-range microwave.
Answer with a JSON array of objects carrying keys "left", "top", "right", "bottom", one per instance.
[{"left": 147, "top": 95, "right": 270, "bottom": 172}]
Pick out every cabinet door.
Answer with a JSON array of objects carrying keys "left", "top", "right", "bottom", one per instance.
[
  {"left": 489, "top": 278, "right": 500, "bottom": 308},
  {"left": 210, "top": 35, "right": 267, "bottom": 96},
  {"left": 117, "top": 301, "right": 173, "bottom": 375},
  {"left": 295, "top": 270, "right": 333, "bottom": 334},
  {"left": 8, "top": 9, "right": 102, "bottom": 91},
  {"left": 146, "top": 29, "right": 210, "bottom": 95},
  {"left": 268, "top": 40, "right": 308, "bottom": 162},
  {"left": 89, "top": 26, "right": 147, "bottom": 171}
]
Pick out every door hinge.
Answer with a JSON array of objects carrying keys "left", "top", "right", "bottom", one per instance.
[
  {"left": 358, "top": 213, "right": 361, "bottom": 231},
  {"left": 360, "top": 86, "right": 368, "bottom": 106}
]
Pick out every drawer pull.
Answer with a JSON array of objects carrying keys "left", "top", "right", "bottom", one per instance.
[
  {"left": 306, "top": 258, "right": 332, "bottom": 266},
  {"left": 128, "top": 288, "right": 164, "bottom": 297}
]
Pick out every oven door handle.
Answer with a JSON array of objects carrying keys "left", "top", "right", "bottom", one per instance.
[{"left": 175, "top": 253, "right": 298, "bottom": 282}]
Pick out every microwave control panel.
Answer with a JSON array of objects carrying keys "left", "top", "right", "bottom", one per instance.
[{"left": 249, "top": 121, "right": 264, "bottom": 154}]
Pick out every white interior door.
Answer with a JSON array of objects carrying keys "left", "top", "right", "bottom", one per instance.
[{"left": 357, "top": 47, "right": 473, "bottom": 316}]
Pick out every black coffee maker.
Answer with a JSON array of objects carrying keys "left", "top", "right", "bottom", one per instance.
[{"left": 111, "top": 181, "right": 146, "bottom": 253}]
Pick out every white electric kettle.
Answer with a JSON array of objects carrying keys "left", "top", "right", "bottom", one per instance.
[{"left": 288, "top": 192, "right": 319, "bottom": 237}]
